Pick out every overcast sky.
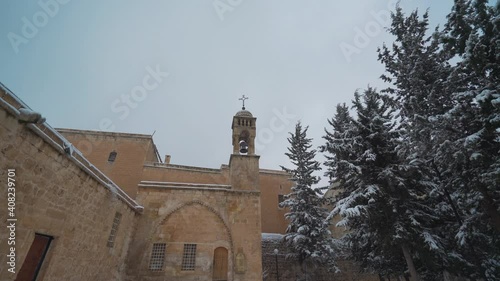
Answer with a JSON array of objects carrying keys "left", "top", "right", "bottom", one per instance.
[{"left": 1, "top": 0, "right": 455, "bottom": 187}]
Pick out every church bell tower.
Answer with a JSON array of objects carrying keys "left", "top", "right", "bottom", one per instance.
[
  {"left": 229, "top": 95, "right": 260, "bottom": 191},
  {"left": 231, "top": 96, "right": 256, "bottom": 155}
]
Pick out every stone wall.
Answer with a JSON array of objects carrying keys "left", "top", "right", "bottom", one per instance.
[
  {"left": 142, "top": 161, "right": 294, "bottom": 236},
  {"left": 59, "top": 128, "right": 296, "bottom": 236},
  {"left": 259, "top": 171, "right": 293, "bottom": 234},
  {"left": 262, "top": 234, "right": 380, "bottom": 281},
  {"left": 59, "top": 129, "right": 160, "bottom": 199},
  {"left": 141, "top": 162, "right": 229, "bottom": 185},
  {"left": 0, "top": 96, "right": 139, "bottom": 281},
  {"left": 125, "top": 185, "right": 262, "bottom": 281}
]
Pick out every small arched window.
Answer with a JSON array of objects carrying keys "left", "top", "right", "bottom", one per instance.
[
  {"left": 108, "top": 151, "right": 117, "bottom": 163},
  {"left": 239, "top": 130, "right": 249, "bottom": 144}
]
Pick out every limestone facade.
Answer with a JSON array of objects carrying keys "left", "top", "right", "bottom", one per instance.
[
  {"left": 125, "top": 185, "right": 262, "bottom": 281},
  {"left": 57, "top": 128, "right": 293, "bottom": 235},
  {"left": 58, "top": 129, "right": 161, "bottom": 199},
  {"left": 0, "top": 86, "right": 140, "bottom": 281}
]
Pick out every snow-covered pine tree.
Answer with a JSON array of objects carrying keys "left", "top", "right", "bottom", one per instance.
[
  {"left": 320, "top": 101, "right": 409, "bottom": 278},
  {"left": 378, "top": 6, "right": 457, "bottom": 154},
  {"left": 322, "top": 88, "right": 447, "bottom": 281},
  {"left": 322, "top": 103, "right": 354, "bottom": 184},
  {"left": 436, "top": 1, "right": 500, "bottom": 278},
  {"left": 377, "top": 1, "right": 500, "bottom": 279},
  {"left": 376, "top": 5, "right": 487, "bottom": 279},
  {"left": 442, "top": 0, "right": 500, "bottom": 230},
  {"left": 280, "top": 121, "right": 338, "bottom": 274}
]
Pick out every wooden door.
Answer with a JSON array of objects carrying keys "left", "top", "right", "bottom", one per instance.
[
  {"left": 16, "top": 234, "right": 53, "bottom": 281},
  {"left": 212, "top": 247, "right": 228, "bottom": 281}
]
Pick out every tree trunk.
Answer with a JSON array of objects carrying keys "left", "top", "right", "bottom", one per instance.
[
  {"left": 401, "top": 244, "right": 420, "bottom": 281},
  {"left": 431, "top": 160, "right": 463, "bottom": 225}
]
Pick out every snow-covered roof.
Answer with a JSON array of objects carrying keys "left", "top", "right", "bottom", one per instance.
[
  {"left": 262, "top": 233, "right": 284, "bottom": 241},
  {"left": 144, "top": 162, "right": 224, "bottom": 173},
  {"left": 139, "top": 181, "right": 231, "bottom": 190},
  {"left": 57, "top": 128, "right": 154, "bottom": 139},
  {"left": 137, "top": 180, "right": 265, "bottom": 194}
]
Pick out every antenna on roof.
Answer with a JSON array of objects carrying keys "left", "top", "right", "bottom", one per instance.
[{"left": 151, "top": 130, "right": 156, "bottom": 137}]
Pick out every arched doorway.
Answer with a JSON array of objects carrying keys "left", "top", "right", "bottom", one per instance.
[{"left": 212, "top": 247, "right": 228, "bottom": 281}]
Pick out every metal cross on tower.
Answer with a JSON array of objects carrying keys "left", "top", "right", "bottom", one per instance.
[{"left": 239, "top": 95, "right": 249, "bottom": 110}]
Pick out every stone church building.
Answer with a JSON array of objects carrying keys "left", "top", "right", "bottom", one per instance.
[
  {"left": 0, "top": 83, "right": 294, "bottom": 281},
  {"left": 0, "top": 83, "right": 379, "bottom": 281},
  {"left": 57, "top": 108, "right": 294, "bottom": 281}
]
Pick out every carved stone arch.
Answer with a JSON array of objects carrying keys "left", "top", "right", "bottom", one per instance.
[
  {"left": 158, "top": 200, "right": 233, "bottom": 245},
  {"left": 149, "top": 200, "right": 235, "bottom": 275}
]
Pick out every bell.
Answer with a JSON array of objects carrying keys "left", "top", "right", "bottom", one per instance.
[{"left": 239, "top": 140, "right": 248, "bottom": 154}]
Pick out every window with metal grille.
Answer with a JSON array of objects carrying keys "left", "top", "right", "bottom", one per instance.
[
  {"left": 108, "top": 151, "right": 117, "bottom": 163},
  {"left": 181, "top": 244, "right": 197, "bottom": 271},
  {"left": 149, "top": 243, "right": 166, "bottom": 271},
  {"left": 107, "top": 212, "right": 122, "bottom": 248}
]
